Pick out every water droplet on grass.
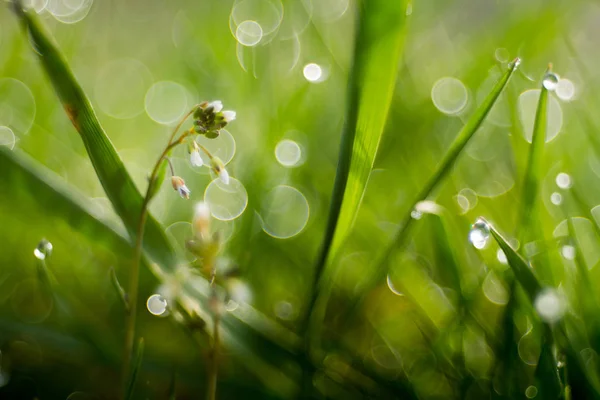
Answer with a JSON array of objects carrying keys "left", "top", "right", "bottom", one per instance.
[
  {"left": 410, "top": 209, "right": 422, "bottom": 220},
  {"left": 146, "top": 294, "right": 168, "bottom": 316},
  {"left": 33, "top": 239, "right": 53, "bottom": 260},
  {"left": 497, "top": 249, "right": 507, "bottom": 264},
  {"left": 542, "top": 72, "right": 559, "bottom": 91},
  {"left": 469, "top": 218, "right": 490, "bottom": 250}
]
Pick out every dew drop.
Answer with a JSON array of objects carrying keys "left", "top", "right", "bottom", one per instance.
[
  {"left": 410, "top": 209, "right": 422, "bottom": 220},
  {"left": 542, "top": 72, "right": 559, "bottom": 91},
  {"left": 550, "top": 192, "right": 562, "bottom": 205},
  {"left": 469, "top": 218, "right": 490, "bottom": 250},
  {"left": 33, "top": 239, "right": 53, "bottom": 260},
  {"left": 511, "top": 57, "right": 521, "bottom": 68},
  {"left": 146, "top": 294, "right": 168, "bottom": 316},
  {"left": 534, "top": 288, "right": 564, "bottom": 323},
  {"left": 556, "top": 172, "right": 572, "bottom": 189}
]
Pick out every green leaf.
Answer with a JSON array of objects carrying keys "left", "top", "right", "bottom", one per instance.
[
  {"left": 125, "top": 337, "right": 144, "bottom": 400},
  {"left": 11, "top": 4, "right": 176, "bottom": 269}
]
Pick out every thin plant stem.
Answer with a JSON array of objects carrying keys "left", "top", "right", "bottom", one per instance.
[
  {"left": 121, "top": 106, "right": 199, "bottom": 396},
  {"left": 206, "top": 255, "right": 219, "bottom": 400}
]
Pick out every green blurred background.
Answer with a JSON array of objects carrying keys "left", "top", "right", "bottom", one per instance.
[{"left": 1, "top": 0, "right": 600, "bottom": 398}]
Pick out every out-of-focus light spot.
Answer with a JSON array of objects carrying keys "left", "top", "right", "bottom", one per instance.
[
  {"left": 561, "top": 245, "right": 576, "bottom": 260},
  {"left": 386, "top": 274, "right": 404, "bottom": 296},
  {"left": 415, "top": 200, "right": 443, "bottom": 215},
  {"left": 312, "top": 0, "right": 349, "bottom": 22},
  {"left": 274, "top": 301, "right": 296, "bottom": 320},
  {"left": 194, "top": 130, "right": 236, "bottom": 168},
  {"left": 556, "top": 172, "right": 572, "bottom": 189},
  {"left": 534, "top": 288, "right": 564, "bottom": 323},
  {"left": 455, "top": 194, "right": 470, "bottom": 213},
  {"left": 145, "top": 81, "right": 188, "bottom": 125},
  {"left": 227, "top": 278, "right": 252, "bottom": 304},
  {"left": 494, "top": 48, "right": 510, "bottom": 63},
  {"left": 525, "top": 386, "right": 538, "bottom": 399},
  {"left": 146, "top": 294, "right": 168, "bottom": 316},
  {"left": 95, "top": 59, "right": 152, "bottom": 120},
  {"left": 278, "top": 0, "right": 312, "bottom": 39},
  {"left": 47, "top": 0, "right": 94, "bottom": 23},
  {"left": 204, "top": 178, "right": 248, "bottom": 221},
  {"left": 0, "top": 127, "right": 15, "bottom": 150},
  {"left": 235, "top": 20, "right": 263, "bottom": 46},
  {"left": 497, "top": 249, "right": 507, "bottom": 264},
  {"left": 431, "top": 77, "right": 468, "bottom": 115},
  {"left": 405, "top": 2, "right": 413, "bottom": 15},
  {"left": 550, "top": 192, "right": 562, "bottom": 205},
  {"left": 230, "top": 0, "right": 283, "bottom": 38},
  {"left": 556, "top": 78, "right": 575, "bottom": 101},
  {"left": 0, "top": 78, "right": 36, "bottom": 136},
  {"left": 275, "top": 139, "right": 302, "bottom": 167},
  {"left": 518, "top": 329, "right": 539, "bottom": 366},
  {"left": 469, "top": 218, "right": 490, "bottom": 250},
  {"left": 482, "top": 271, "right": 509, "bottom": 305},
  {"left": 542, "top": 72, "right": 559, "bottom": 91},
  {"left": 23, "top": 0, "right": 48, "bottom": 13},
  {"left": 225, "top": 300, "right": 239, "bottom": 312},
  {"left": 519, "top": 89, "right": 563, "bottom": 142},
  {"left": 303, "top": 63, "right": 323, "bottom": 82},
  {"left": 261, "top": 185, "right": 309, "bottom": 238}
]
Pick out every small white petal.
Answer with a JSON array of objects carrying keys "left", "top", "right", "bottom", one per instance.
[
  {"left": 219, "top": 168, "right": 230, "bottom": 185},
  {"left": 178, "top": 185, "right": 191, "bottom": 199},
  {"left": 190, "top": 150, "right": 203, "bottom": 167},
  {"left": 222, "top": 110, "right": 236, "bottom": 122},
  {"left": 209, "top": 100, "right": 223, "bottom": 112}
]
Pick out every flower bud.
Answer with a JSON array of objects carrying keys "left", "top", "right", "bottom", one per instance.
[
  {"left": 171, "top": 176, "right": 191, "bottom": 199},
  {"left": 210, "top": 157, "right": 229, "bottom": 185},
  {"left": 188, "top": 141, "right": 203, "bottom": 167},
  {"left": 222, "top": 110, "right": 236, "bottom": 123},
  {"left": 193, "top": 202, "right": 211, "bottom": 239}
]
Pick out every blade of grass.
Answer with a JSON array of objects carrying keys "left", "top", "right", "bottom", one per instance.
[
  {"left": 11, "top": 3, "right": 176, "bottom": 269},
  {"left": 328, "top": 59, "right": 521, "bottom": 333},
  {"left": 125, "top": 337, "right": 144, "bottom": 400},
  {"left": 305, "top": 0, "right": 410, "bottom": 330},
  {"left": 517, "top": 64, "right": 551, "bottom": 245}
]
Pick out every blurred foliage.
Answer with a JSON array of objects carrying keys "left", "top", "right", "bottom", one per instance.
[{"left": 2, "top": 0, "right": 600, "bottom": 399}]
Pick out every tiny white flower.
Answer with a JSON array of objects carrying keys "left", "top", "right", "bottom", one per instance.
[
  {"left": 222, "top": 110, "right": 236, "bottom": 122},
  {"left": 190, "top": 149, "right": 203, "bottom": 167},
  {"left": 171, "top": 176, "right": 191, "bottom": 199},
  {"left": 208, "top": 100, "right": 223, "bottom": 112},
  {"left": 219, "top": 167, "right": 230, "bottom": 185}
]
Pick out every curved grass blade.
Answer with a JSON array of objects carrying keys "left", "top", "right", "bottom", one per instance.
[
  {"left": 517, "top": 65, "right": 552, "bottom": 244},
  {"left": 125, "top": 337, "right": 144, "bottom": 400},
  {"left": 307, "top": 0, "right": 411, "bottom": 319},
  {"left": 486, "top": 219, "right": 542, "bottom": 301},
  {"left": 11, "top": 3, "right": 176, "bottom": 268},
  {"left": 332, "top": 59, "right": 521, "bottom": 326}
]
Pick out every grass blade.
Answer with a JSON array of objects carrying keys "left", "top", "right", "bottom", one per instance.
[
  {"left": 307, "top": 0, "right": 410, "bottom": 322},
  {"left": 517, "top": 65, "right": 552, "bottom": 244},
  {"left": 487, "top": 219, "right": 542, "bottom": 301},
  {"left": 125, "top": 337, "right": 144, "bottom": 400},
  {"left": 336, "top": 59, "right": 521, "bottom": 323},
  {"left": 11, "top": 4, "right": 176, "bottom": 268}
]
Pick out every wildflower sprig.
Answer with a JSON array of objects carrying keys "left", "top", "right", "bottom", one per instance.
[{"left": 123, "top": 101, "right": 235, "bottom": 392}]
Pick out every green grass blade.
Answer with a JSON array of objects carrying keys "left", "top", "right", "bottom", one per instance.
[
  {"left": 308, "top": 0, "right": 410, "bottom": 316},
  {"left": 11, "top": 4, "right": 175, "bottom": 268},
  {"left": 340, "top": 60, "right": 521, "bottom": 319},
  {"left": 517, "top": 65, "right": 551, "bottom": 244},
  {"left": 487, "top": 219, "right": 542, "bottom": 301},
  {"left": 125, "top": 337, "right": 144, "bottom": 400}
]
